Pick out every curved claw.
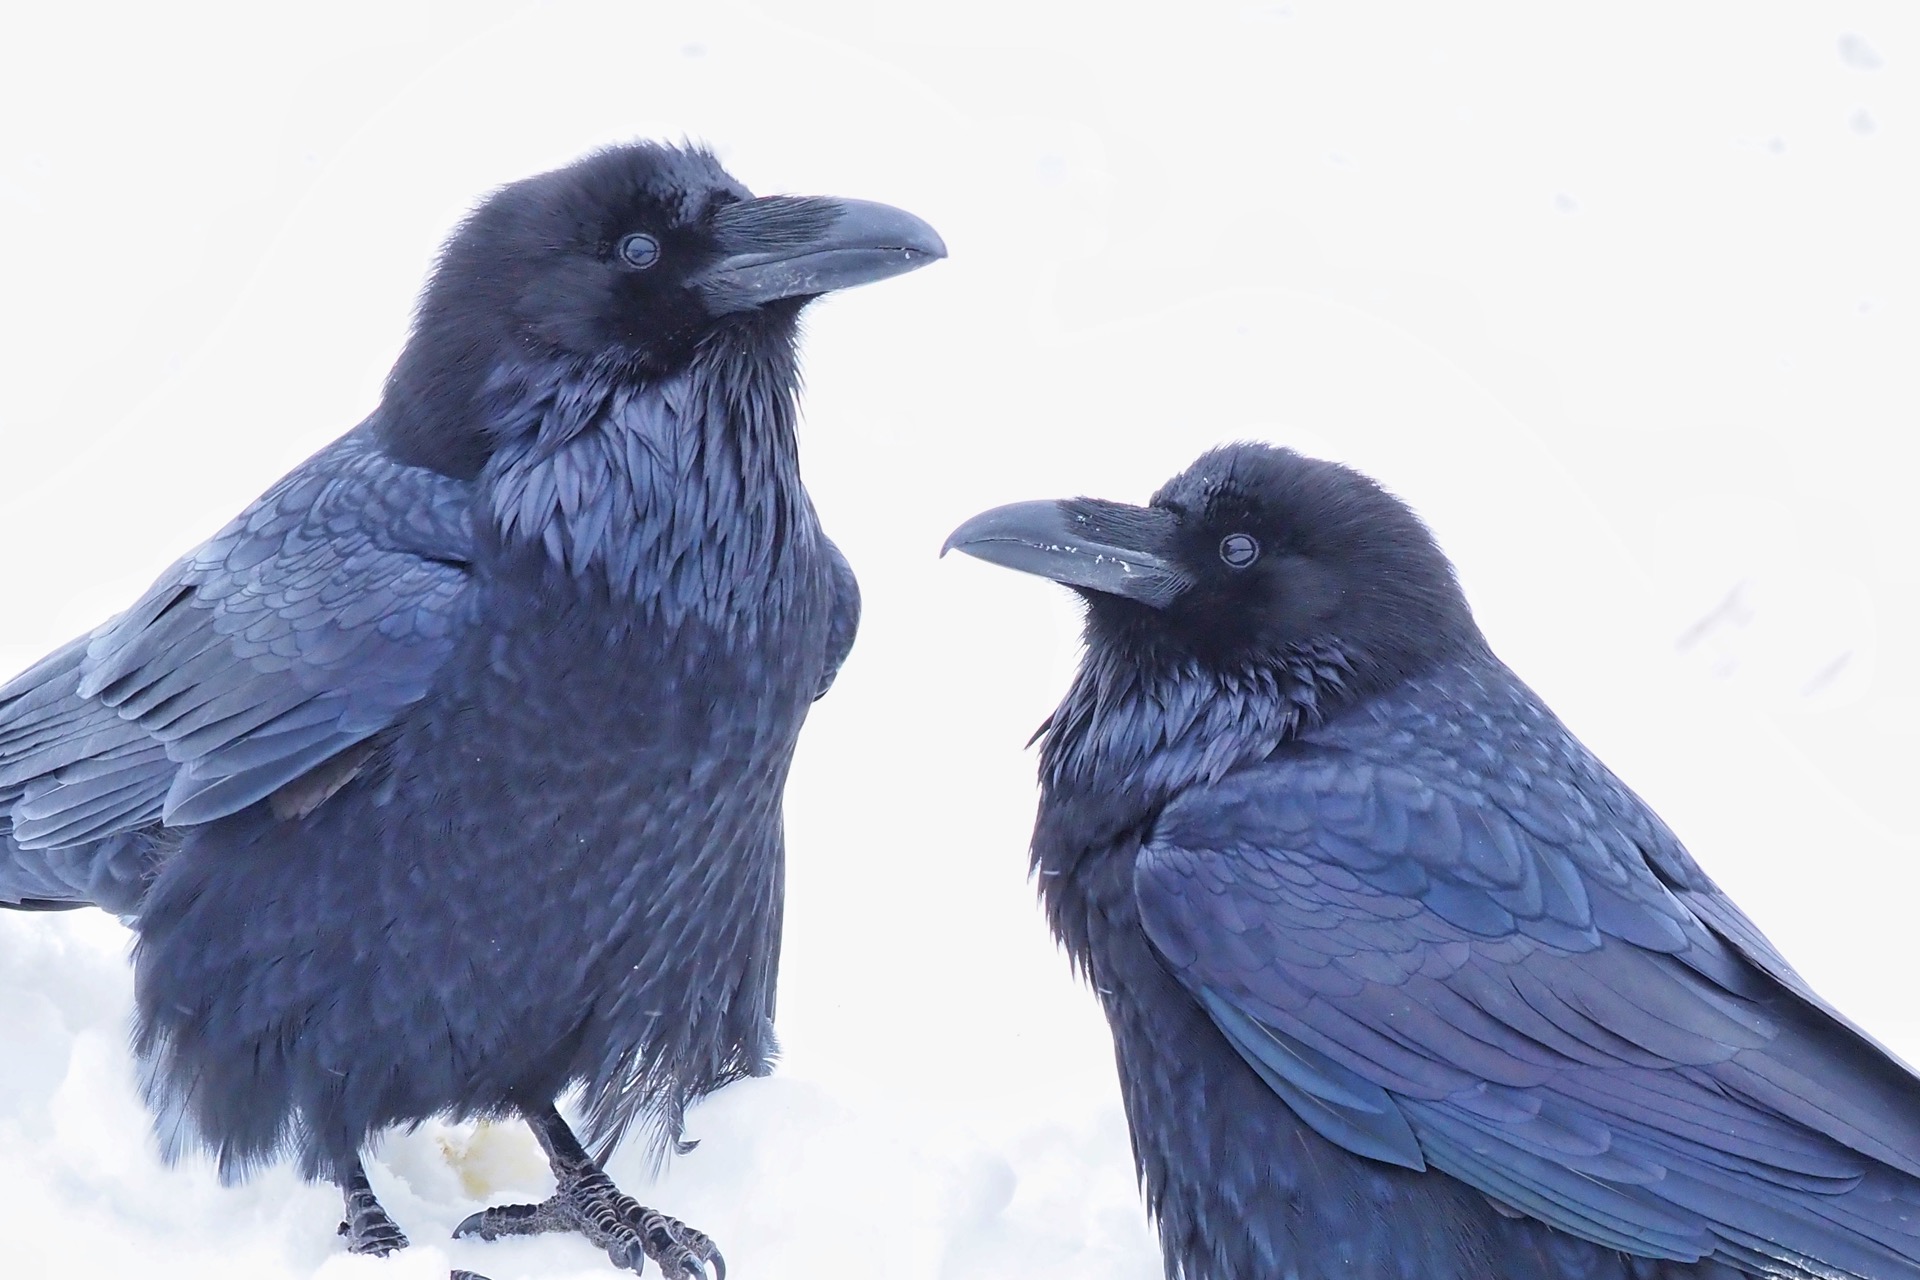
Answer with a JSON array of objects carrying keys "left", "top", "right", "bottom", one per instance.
[
  {"left": 672, "top": 1239, "right": 725, "bottom": 1280},
  {"left": 607, "top": 1236, "right": 646, "bottom": 1274},
  {"left": 454, "top": 1141, "right": 717, "bottom": 1279},
  {"left": 453, "top": 1199, "right": 553, "bottom": 1243}
]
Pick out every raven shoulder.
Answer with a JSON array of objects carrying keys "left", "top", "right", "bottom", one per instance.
[{"left": 0, "top": 425, "right": 475, "bottom": 864}]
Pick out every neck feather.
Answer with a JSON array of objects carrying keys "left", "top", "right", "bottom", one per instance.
[
  {"left": 476, "top": 324, "right": 812, "bottom": 623},
  {"left": 1036, "top": 643, "right": 1355, "bottom": 841}
]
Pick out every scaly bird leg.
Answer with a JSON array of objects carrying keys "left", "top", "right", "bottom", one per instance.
[
  {"left": 337, "top": 1158, "right": 410, "bottom": 1255},
  {"left": 453, "top": 1103, "right": 724, "bottom": 1279}
]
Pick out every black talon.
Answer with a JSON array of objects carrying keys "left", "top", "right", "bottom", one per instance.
[
  {"left": 453, "top": 1200, "right": 558, "bottom": 1241},
  {"left": 455, "top": 1104, "right": 725, "bottom": 1277},
  {"left": 607, "top": 1233, "right": 644, "bottom": 1273}
]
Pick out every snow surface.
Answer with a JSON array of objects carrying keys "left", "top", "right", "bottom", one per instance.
[{"left": 1, "top": 2, "right": 1916, "bottom": 1277}]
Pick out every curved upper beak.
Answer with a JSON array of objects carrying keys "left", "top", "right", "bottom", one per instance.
[
  {"left": 695, "top": 195, "right": 947, "bottom": 312},
  {"left": 942, "top": 499, "right": 1191, "bottom": 608}
]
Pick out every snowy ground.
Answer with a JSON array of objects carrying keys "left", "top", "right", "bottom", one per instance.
[{"left": 1, "top": 3, "right": 1916, "bottom": 1278}]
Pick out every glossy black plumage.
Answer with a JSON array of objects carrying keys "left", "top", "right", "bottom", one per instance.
[
  {"left": 0, "top": 141, "right": 941, "bottom": 1270},
  {"left": 946, "top": 443, "right": 1920, "bottom": 1280}
]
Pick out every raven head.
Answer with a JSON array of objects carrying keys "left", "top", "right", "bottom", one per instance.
[
  {"left": 382, "top": 141, "right": 945, "bottom": 476},
  {"left": 945, "top": 443, "right": 1486, "bottom": 687}
]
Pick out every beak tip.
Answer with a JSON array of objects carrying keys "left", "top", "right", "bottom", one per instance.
[
  {"left": 836, "top": 199, "right": 944, "bottom": 268},
  {"left": 941, "top": 511, "right": 995, "bottom": 560}
]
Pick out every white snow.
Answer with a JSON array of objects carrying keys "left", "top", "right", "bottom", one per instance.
[{"left": 1, "top": 2, "right": 1916, "bottom": 1278}]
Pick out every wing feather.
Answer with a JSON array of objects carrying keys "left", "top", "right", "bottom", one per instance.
[
  {"left": 1134, "top": 667, "right": 1920, "bottom": 1275},
  {"left": 0, "top": 425, "right": 474, "bottom": 911}
]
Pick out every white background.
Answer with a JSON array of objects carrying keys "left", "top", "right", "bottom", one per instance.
[{"left": 0, "top": 2, "right": 1914, "bottom": 1277}]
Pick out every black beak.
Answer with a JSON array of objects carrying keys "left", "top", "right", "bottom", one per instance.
[
  {"left": 942, "top": 499, "right": 1191, "bottom": 608},
  {"left": 695, "top": 195, "right": 946, "bottom": 312}
]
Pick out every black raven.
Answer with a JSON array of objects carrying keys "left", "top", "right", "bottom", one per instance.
[
  {"left": 944, "top": 442, "right": 1920, "bottom": 1280},
  {"left": 0, "top": 141, "right": 942, "bottom": 1275}
]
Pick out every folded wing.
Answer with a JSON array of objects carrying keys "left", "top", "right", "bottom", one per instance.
[
  {"left": 1135, "top": 673, "right": 1920, "bottom": 1279},
  {"left": 0, "top": 425, "right": 475, "bottom": 905}
]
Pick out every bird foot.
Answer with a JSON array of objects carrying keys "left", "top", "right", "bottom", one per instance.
[
  {"left": 454, "top": 1162, "right": 723, "bottom": 1279},
  {"left": 338, "top": 1165, "right": 410, "bottom": 1256}
]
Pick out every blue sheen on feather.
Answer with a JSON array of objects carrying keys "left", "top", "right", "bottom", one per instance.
[
  {"left": 1021, "top": 443, "right": 1920, "bottom": 1279},
  {"left": 0, "top": 142, "right": 882, "bottom": 1212},
  {"left": 1200, "top": 987, "right": 1426, "bottom": 1170}
]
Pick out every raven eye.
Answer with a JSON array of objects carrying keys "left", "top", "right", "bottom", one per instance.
[
  {"left": 617, "top": 233, "right": 661, "bottom": 269},
  {"left": 1219, "top": 533, "right": 1260, "bottom": 568}
]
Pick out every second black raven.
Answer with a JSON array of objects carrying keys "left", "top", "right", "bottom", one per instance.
[
  {"left": 945, "top": 443, "right": 1920, "bottom": 1279},
  {"left": 0, "top": 141, "right": 943, "bottom": 1274}
]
